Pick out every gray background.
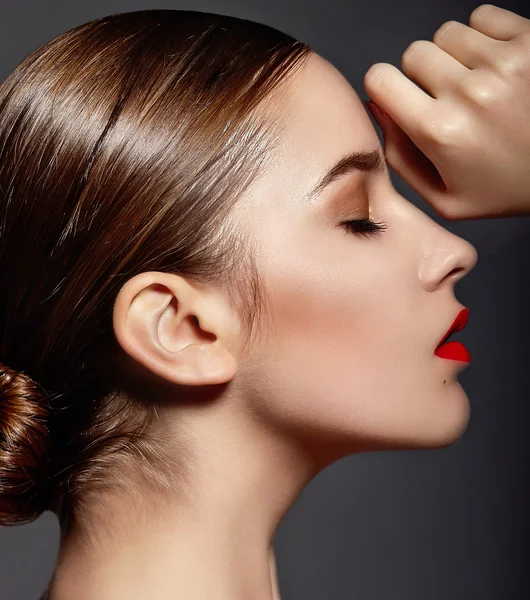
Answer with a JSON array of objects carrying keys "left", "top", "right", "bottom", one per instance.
[{"left": 1, "top": 0, "right": 529, "bottom": 598}]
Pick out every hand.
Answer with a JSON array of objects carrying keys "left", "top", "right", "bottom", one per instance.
[{"left": 364, "top": 4, "right": 530, "bottom": 220}]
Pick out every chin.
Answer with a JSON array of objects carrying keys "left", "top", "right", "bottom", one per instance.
[
  {"left": 372, "top": 395, "right": 472, "bottom": 453},
  {"left": 415, "top": 399, "right": 472, "bottom": 450},
  {"left": 430, "top": 416, "right": 471, "bottom": 449}
]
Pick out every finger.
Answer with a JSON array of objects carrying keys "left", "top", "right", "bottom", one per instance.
[
  {"left": 401, "top": 40, "right": 469, "bottom": 98},
  {"left": 366, "top": 102, "right": 449, "bottom": 208},
  {"left": 432, "top": 20, "right": 503, "bottom": 69},
  {"left": 469, "top": 4, "right": 530, "bottom": 41},
  {"left": 364, "top": 63, "right": 434, "bottom": 142}
]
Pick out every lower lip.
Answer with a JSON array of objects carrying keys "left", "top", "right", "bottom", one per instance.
[{"left": 434, "top": 341, "right": 471, "bottom": 363}]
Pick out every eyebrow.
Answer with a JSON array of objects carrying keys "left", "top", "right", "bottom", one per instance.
[{"left": 307, "top": 148, "right": 387, "bottom": 202}]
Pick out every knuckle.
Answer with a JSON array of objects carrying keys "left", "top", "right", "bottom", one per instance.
[
  {"left": 495, "top": 52, "right": 526, "bottom": 76},
  {"left": 488, "top": 38, "right": 530, "bottom": 76},
  {"left": 439, "top": 204, "right": 460, "bottom": 221},
  {"left": 512, "top": 30, "right": 530, "bottom": 55},
  {"left": 518, "top": 30, "right": 530, "bottom": 47},
  {"left": 431, "top": 194, "right": 462, "bottom": 221},
  {"left": 421, "top": 113, "right": 462, "bottom": 150},
  {"left": 457, "top": 72, "right": 504, "bottom": 109}
]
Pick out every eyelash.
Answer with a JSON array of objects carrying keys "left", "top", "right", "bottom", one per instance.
[{"left": 342, "top": 218, "right": 388, "bottom": 238}]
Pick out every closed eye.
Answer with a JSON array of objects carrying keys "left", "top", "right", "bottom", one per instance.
[{"left": 342, "top": 218, "right": 387, "bottom": 238}]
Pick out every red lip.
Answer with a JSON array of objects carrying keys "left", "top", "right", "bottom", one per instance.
[{"left": 434, "top": 308, "right": 471, "bottom": 363}]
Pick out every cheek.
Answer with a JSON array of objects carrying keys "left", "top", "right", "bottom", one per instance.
[
  {"left": 254, "top": 239, "right": 404, "bottom": 431},
  {"left": 250, "top": 238, "right": 466, "bottom": 449},
  {"left": 264, "top": 223, "right": 412, "bottom": 377}
]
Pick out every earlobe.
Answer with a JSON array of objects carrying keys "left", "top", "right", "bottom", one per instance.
[
  {"left": 175, "top": 341, "right": 238, "bottom": 385},
  {"left": 112, "top": 271, "right": 238, "bottom": 388}
]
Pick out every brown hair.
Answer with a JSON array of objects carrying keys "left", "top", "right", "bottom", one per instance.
[{"left": 0, "top": 9, "right": 311, "bottom": 529}]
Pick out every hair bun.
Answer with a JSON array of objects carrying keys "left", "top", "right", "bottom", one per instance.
[{"left": 0, "top": 362, "right": 53, "bottom": 526}]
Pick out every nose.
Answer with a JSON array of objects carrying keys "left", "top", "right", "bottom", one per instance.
[{"left": 418, "top": 220, "right": 478, "bottom": 293}]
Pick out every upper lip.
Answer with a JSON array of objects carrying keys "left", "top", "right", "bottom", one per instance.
[{"left": 436, "top": 308, "right": 469, "bottom": 349}]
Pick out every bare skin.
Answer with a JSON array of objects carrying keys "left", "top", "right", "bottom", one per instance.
[
  {"left": 43, "top": 5, "right": 530, "bottom": 600},
  {"left": 46, "top": 49, "right": 478, "bottom": 600},
  {"left": 41, "top": 7, "right": 530, "bottom": 600},
  {"left": 365, "top": 4, "right": 530, "bottom": 221}
]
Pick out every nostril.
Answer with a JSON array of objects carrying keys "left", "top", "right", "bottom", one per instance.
[{"left": 447, "top": 266, "right": 465, "bottom": 280}]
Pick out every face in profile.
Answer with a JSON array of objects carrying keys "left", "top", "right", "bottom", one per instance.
[{"left": 229, "top": 52, "right": 478, "bottom": 458}]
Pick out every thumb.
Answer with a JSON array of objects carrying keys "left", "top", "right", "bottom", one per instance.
[{"left": 364, "top": 100, "right": 447, "bottom": 201}]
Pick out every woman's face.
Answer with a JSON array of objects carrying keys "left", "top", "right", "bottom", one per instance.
[{"left": 232, "top": 52, "right": 478, "bottom": 456}]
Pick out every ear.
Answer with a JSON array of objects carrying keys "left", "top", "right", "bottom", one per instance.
[{"left": 112, "top": 271, "right": 239, "bottom": 386}]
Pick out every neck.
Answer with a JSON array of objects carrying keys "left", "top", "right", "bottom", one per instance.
[
  {"left": 45, "top": 393, "right": 330, "bottom": 600},
  {"left": 48, "top": 521, "right": 282, "bottom": 600}
]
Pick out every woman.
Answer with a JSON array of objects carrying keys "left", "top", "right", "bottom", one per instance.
[{"left": 0, "top": 7, "right": 528, "bottom": 600}]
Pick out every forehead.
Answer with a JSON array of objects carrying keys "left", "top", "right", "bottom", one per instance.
[{"left": 260, "top": 52, "right": 382, "bottom": 203}]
